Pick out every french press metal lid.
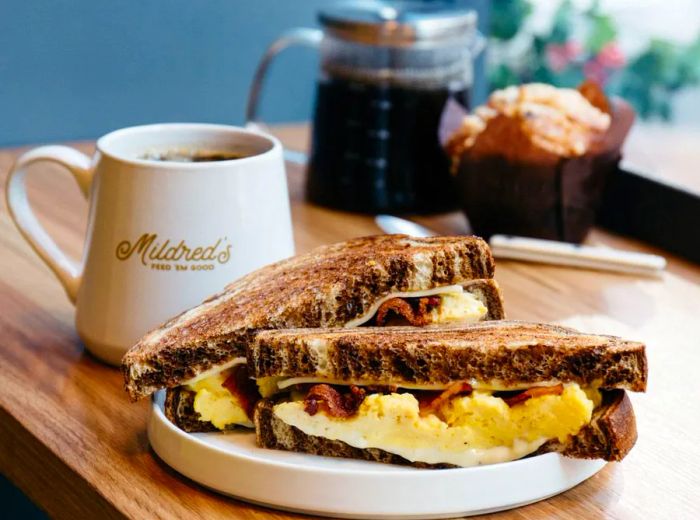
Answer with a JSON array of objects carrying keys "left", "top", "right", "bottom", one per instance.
[{"left": 319, "top": 1, "right": 478, "bottom": 47}]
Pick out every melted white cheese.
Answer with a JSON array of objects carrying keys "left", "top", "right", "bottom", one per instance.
[
  {"left": 275, "top": 377, "right": 561, "bottom": 392},
  {"left": 181, "top": 356, "right": 247, "bottom": 386}
]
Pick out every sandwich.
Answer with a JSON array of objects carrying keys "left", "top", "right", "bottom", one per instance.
[
  {"left": 122, "top": 234, "right": 505, "bottom": 431},
  {"left": 250, "top": 321, "right": 647, "bottom": 468}
]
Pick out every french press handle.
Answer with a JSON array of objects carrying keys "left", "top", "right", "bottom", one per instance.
[{"left": 245, "top": 27, "right": 323, "bottom": 139}]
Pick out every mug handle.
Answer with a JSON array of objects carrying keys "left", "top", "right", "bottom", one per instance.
[
  {"left": 5, "top": 145, "right": 93, "bottom": 303},
  {"left": 245, "top": 27, "right": 322, "bottom": 163}
]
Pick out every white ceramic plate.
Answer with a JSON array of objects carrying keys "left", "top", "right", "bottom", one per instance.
[{"left": 149, "top": 391, "right": 605, "bottom": 519}]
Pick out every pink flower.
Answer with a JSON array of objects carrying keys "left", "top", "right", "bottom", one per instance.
[
  {"left": 546, "top": 44, "right": 570, "bottom": 72},
  {"left": 583, "top": 59, "right": 608, "bottom": 85},
  {"left": 564, "top": 40, "right": 582, "bottom": 59},
  {"left": 597, "top": 42, "right": 626, "bottom": 69},
  {"left": 546, "top": 41, "right": 582, "bottom": 72}
]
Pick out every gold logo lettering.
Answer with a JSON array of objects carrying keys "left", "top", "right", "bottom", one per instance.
[
  {"left": 116, "top": 233, "right": 157, "bottom": 265},
  {"left": 115, "top": 233, "right": 231, "bottom": 267}
]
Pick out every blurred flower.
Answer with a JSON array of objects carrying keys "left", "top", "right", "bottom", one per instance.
[
  {"left": 597, "top": 42, "right": 626, "bottom": 69},
  {"left": 546, "top": 40, "right": 581, "bottom": 72},
  {"left": 565, "top": 40, "right": 582, "bottom": 58},
  {"left": 583, "top": 59, "right": 608, "bottom": 85}
]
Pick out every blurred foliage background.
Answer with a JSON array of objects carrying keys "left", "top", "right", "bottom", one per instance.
[{"left": 489, "top": 0, "right": 700, "bottom": 120}]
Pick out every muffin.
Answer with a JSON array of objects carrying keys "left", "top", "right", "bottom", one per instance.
[{"left": 445, "top": 81, "right": 634, "bottom": 242}]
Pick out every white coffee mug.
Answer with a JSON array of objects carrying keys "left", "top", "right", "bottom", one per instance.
[{"left": 6, "top": 123, "right": 295, "bottom": 365}]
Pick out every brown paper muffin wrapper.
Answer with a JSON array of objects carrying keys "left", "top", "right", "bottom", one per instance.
[{"left": 444, "top": 98, "right": 635, "bottom": 243}]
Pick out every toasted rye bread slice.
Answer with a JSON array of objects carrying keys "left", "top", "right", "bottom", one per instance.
[
  {"left": 123, "top": 234, "right": 497, "bottom": 401},
  {"left": 162, "top": 279, "right": 504, "bottom": 433},
  {"left": 249, "top": 321, "right": 647, "bottom": 391},
  {"left": 253, "top": 390, "right": 637, "bottom": 468}
]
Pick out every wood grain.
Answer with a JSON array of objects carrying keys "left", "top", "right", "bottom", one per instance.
[{"left": 1, "top": 126, "right": 699, "bottom": 519}]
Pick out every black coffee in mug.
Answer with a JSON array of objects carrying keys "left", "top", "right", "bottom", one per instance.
[{"left": 141, "top": 150, "right": 248, "bottom": 162}]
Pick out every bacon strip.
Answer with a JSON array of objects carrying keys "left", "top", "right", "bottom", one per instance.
[
  {"left": 221, "top": 365, "right": 261, "bottom": 419},
  {"left": 364, "top": 384, "right": 399, "bottom": 394},
  {"left": 303, "top": 384, "right": 366, "bottom": 418},
  {"left": 503, "top": 384, "right": 564, "bottom": 407},
  {"left": 418, "top": 381, "right": 473, "bottom": 417},
  {"left": 375, "top": 296, "right": 441, "bottom": 326}
]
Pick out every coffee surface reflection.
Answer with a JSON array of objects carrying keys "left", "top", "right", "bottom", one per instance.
[{"left": 141, "top": 150, "right": 248, "bottom": 162}]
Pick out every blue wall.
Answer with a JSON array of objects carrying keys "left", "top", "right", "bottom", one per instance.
[
  {"left": 0, "top": 1, "right": 488, "bottom": 147},
  {"left": 0, "top": 0, "right": 327, "bottom": 146}
]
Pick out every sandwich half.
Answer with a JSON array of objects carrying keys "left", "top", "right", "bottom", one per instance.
[
  {"left": 123, "top": 234, "right": 505, "bottom": 430},
  {"left": 250, "top": 321, "right": 647, "bottom": 468}
]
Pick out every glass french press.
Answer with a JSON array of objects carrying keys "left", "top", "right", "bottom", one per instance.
[{"left": 247, "top": 1, "right": 484, "bottom": 214}]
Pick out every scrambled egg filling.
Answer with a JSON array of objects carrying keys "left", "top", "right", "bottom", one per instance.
[
  {"left": 430, "top": 292, "right": 487, "bottom": 324},
  {"left": 273, "top": 384, "right": 597, "bottom": 467},
  {"left": 257, "top": 376, "right": 284, "bottom": 399},
  {"left": 187, "top": 372, "right": 253, "bottom": 429}
]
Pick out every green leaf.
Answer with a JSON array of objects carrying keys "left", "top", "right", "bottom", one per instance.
[
  {"left": 586, "top": 14, "right": 617, "bottom": 53},
  {"left": 604, "top": 69, "right": 625, "bottom": 96},
  {"left": 554, "top": 67, "right": 585, "bottom": 87},
  {"left": 676, "top": 35, "right": 700, "bottom": 87},
  {"left": 532, "top": 35, "right": 547, "bottom": 55},
  {"left": 617, "top": 36, "right": 700, "bottom": 119},
  {"left": 550, "top": 0, "right": 574, "bottom": 44},
  {"left": 532, "top": 65, "right": 555, "bottom": 84},
  {"left": 488, "top": 64, "right": 521, "bottom": 90},
  {"left": 658, "top": 100, "right": 672, "bottom": 121},
  {"left": 490, "top": 0, "right": 533, "bottom": 41}
]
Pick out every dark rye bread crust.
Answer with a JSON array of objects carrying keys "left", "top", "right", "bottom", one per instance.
[
  {"left": 254, "top": 389, "right": 637, "bottom": 467},
  {"left": 249, "top": 321, "right": 647, "bottom": 392},
  {"left": 123, "top": 235, "right": 497, "bottom": 400}
]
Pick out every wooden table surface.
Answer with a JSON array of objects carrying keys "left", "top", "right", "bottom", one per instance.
[{"left": 1, "top": 125, "right": 699, "bottom": 519}]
